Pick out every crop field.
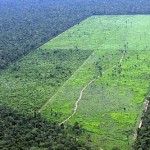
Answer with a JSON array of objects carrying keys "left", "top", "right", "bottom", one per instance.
[{"left": 0, "top": 15, "right": 150, "bottom": 149}]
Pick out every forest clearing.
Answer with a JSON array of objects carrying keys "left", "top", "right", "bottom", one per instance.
[{"left": 1, "top": 15, "right": 150, "bottom": 149}]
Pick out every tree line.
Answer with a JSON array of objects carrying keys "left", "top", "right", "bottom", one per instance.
[
  {"left": 133, "top": 100, "right": 150, "bottom": 150},
  {"left": 0, "top": 105, "right": 92, "bottom": 150}
]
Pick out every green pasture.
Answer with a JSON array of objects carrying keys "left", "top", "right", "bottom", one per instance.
[
  {"left": 69, "top": 50, "right": 150, "bottom": 149},
  {"left": 41, "top": 15, "right": 150, "bottom": 51},
  {"left": 0, "top": 15, "right": 150, "bottom": 149}
]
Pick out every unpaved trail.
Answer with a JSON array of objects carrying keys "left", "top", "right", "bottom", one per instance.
[
  {"left": 133, "top": 99, "right": 149, "bottom": 141},
  {"left": 138, "top": 100, "right": 149, "bottom": 129},
  {"left": 38, "top": 51, "right": 95, "bottom": 113},
  {"left": 120, "top": 51, "right": 125, "bottom": 63},
  {"left": 59, "top": 51, "right": 125, "bottom": 125}
]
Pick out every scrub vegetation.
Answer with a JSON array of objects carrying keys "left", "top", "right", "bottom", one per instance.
[{"left": 0, "top": 48, "right": 92, "bottom": 113}]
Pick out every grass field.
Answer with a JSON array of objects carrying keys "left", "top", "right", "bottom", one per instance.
[{"left": 0, "top": 15, "right": 150, "bottom": 149}]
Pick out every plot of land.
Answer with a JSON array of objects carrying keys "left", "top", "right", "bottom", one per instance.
[
  {"left": 0, "top": 15, "right": 150, "bottom": 149},
  {"left": 40, "top": 15, "right": 150, "bottom": 149}
]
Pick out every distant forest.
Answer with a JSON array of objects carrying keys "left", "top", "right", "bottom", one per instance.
[{"left": 1, "top": 0, "right": 150, "bottom": 70}]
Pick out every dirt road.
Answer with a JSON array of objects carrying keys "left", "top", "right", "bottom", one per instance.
[{"left": 59, "top": 51, "right": 125, "bottom": 125}]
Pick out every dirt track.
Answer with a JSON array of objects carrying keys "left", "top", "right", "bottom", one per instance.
[
  {"left": 59, "top": 51, "right": 125, "bottom": 125},
  {"left": 133, "top": 99, "right": 149, "bottom": 141}
]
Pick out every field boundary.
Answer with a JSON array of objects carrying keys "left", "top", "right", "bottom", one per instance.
[
  {"left": 133, "top": 97, "right": 150, "bottom": 141},
  {"left": 38, "top": 50, "right": 95, "bottom": 113}
]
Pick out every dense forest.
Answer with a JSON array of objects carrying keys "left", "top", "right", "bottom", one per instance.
[
  {"left": 1, "top": 0, "right": 150, "bottom": 70},
  {"left": 0, "top": 105, "right": 92, "bottom": 150}
]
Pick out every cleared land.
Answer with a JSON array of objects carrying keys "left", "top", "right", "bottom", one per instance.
[{"left": 0, "top": 15, "right": 150, "bottom": 149}]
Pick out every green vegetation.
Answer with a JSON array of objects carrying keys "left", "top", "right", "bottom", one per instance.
[
  {"left": 70, "top": 50, "right": 150, "bottom": 149},
  {"left": 39, "top": 15, "right": 150, "bottom": 149},
  {"left": 134, "top": 103, "right": 150, "bottom": 150},
  {"left": 0, "top": 48, "right": 92, "bottom": 113},
  {"left": 0, "top": 0, "right": 92, "bottom": 70},
  {"left": 1, "top": 15, "right": 150, "bottom": 149},
  {"left": 1, "top": 0, "right": 150, "bottom": 70},
  {"left": 0, "top": 105, "right": 92, "bottom": 150}
]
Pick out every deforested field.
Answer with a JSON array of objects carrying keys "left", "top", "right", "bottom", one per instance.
[{"left": 0, "top": 15, "right": 150, "bottom": 149}]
